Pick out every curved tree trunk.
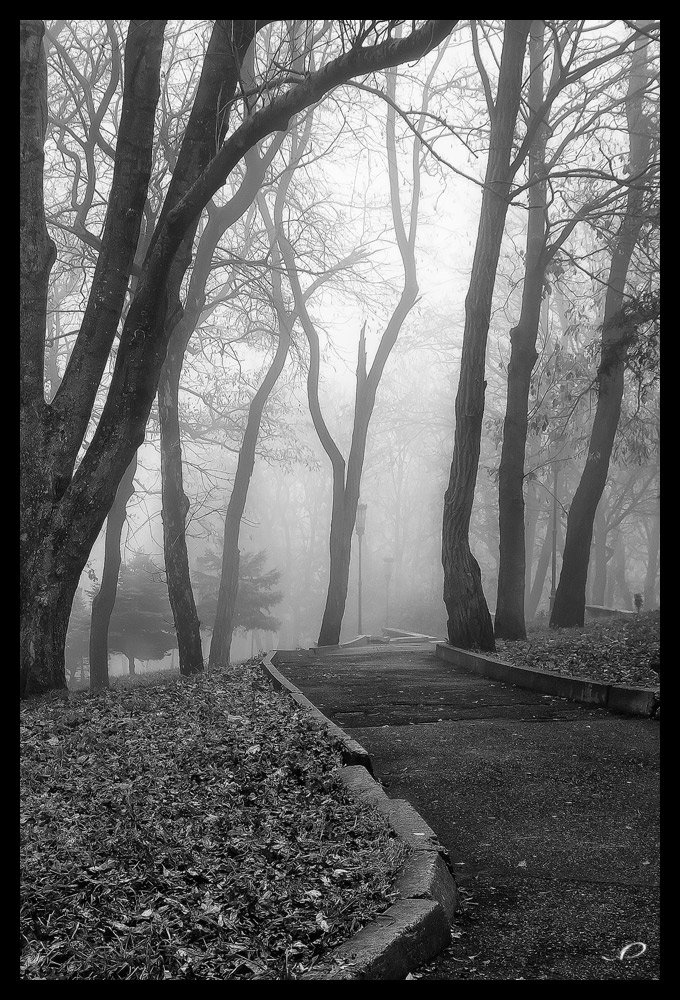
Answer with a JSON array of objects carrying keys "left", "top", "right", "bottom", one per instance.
[
  {"left": 157, "top": 156, "right": 286, "bottom": 676},
  {"left": 612, "top": 533, "right": 633, "bottom": 610},
  {"left": 316, "top": 331, "right": 374, "bottom": 647},
  {"left": 303, "top": 53, "right": 437, "bottom": 646},
  {"left": 523, "top": 476, "right": 540, "bottom": 615},
  {"left": 159, "top": 342, "right": 204, "bottom": 676},
  {"left": 156, "top": 23, "right": 262, "bottom": 677},
  {"left": 525, "top": 508, "right": 555, "bottom": 620},
  {"left": 208, "top": 110, "right": 307, "bottom": 669},
  {"left": 208, "top": 326, "right": 291, "bottom": 667},
  {"left": 643, "top": 515, "right": 660, "bottom": 609},
  {"left": 443, "top": 20, "right": 531, "bottom": 651},
  {"left": 494, "top": 23, "right": 547, "bottom": 640},
  {"left": 550, "top": 25, "right": 653, "bottom": 628},
  {"left": 20, "top": 19, "right": 166, "bottom": 696},
  {"left": 590, "top": 503, "right": 609, "bottom": 606},
  {"left": 20, "top": 20, "right": 458, "bottom": 694},
  {"left": 89, "top": 455, "right": 138, "bottom": 693}
]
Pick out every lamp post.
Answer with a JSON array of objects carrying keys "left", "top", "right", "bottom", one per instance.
[
  {"left": 355, "top": 502, "right": 367, "bottom": 634},
  {"left": 383, "top": 557, "right": 394, "bottom": 626}
]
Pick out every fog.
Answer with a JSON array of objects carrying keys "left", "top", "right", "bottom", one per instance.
[{"left": 29, "top": 20, "right": 657, "bottom": 685}]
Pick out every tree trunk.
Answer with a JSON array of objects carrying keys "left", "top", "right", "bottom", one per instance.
[
  {"left": 126, "top": 652, "right": 136, "bottom": 677},
  {"left": 159, "top": 340, "right": 204, "bottom": 676},
  {"left": 20, "top": 20, "right": 458, "bottom": 694},
  {"left": 317, "top": 481, "right": 358, "bottom": 647},
  {"left": 551, "top": 25, "right": 653, "bottom": 627},
  {"left": 643, "top": 515, "right": 660, "bottom": 609},
  {"left": 208, "top": 135, "right": 303, "bottom": 668},
  {"left": 157, "top": 23, "right": 265, "bottom": 677},
  {"left": 20, "top": 20, "right": 166, "bottom": 697},
  {"left": 525, "top": 506, "right": 554, "bottom": 620},
  {"left": 523, "top": 476, "right": 540, "bottom": 615},
  {"left": 612, "top": 533, "right": 633, "bottom": 610},
  {"left": 209, "top": 325, "right": 291, "bottom": 665},
  {"left": 590, "top": 503, "right": 609, "bottom": 606},
  {"left": 20, "top": 21, "right": 59, "bottom": 695},
  {"left": 495, "top": 22, "right": 547, "bottom": 641},
  {"left": 443, "top": 20, "right": 531, "bottom": 651},
  {"left": 311, "top": 53, "right": 437, "bottom": 645},
  {"left": 89, "top": 455, "right": 138, "bottom": 693}
]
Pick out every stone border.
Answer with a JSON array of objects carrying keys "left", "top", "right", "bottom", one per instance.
[
  {"left": 259, "top": 652, "right": 458, "bottom": 980},
  {"left": 261, "top": 652, "right": 374, "bottom": 773},
  {"left": 435, "top": 643, "right": 659, "bottom": 718}
]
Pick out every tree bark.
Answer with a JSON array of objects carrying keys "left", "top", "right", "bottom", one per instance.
[
  {"left": 158, "top": 149, "right": 286, "bottom": 675},
  {"left": 523, "top": 475, "right": 540, "bottom": 615},
  {"left": 311, "top": 52, "right": 440, "bottom": 646},
  {"left": 159, "top": 346, "right": 204, "bottom": 675},
  {"left": 590, "top": 502, "right": 610, "bottom": 606},
  {"left": 89, "top": 455, "right": 138, "bottom": 693},
  {"left": 48, "top": 21, "right": 168, "bottom": 486},
  {"left": 208, "top": 90, "right": 314, "bottom": 669},
  {"left": 157, "top": 22, "right": 262, "bottom": 677},
  {"left": 208, "top": 325, "right": 292, "bottom": 667},
  {"left": 643, "top": 515, "right": 659, "bottom": 609},
  {"left": 525, "top": 508, "right": 555, "bottom": 620},
  {"left": 550, "top": 25, "right": 653, "bottom": 627},
  {"left": 442, "top": 20, "right": 531, "bottom": 651},
  {"left": 20, "top": 20, "right": 166, "bottom": 696},
  {"left": 495, "top": 23, "right": 547, "bottom": 640},
  {"left": 612, "top": 533, "right": 633, "bottom": 610},
  {"left": 20, "top": 20, "right": 59, "bottom": 695},
  {"left": 316, "top": 338, "right": 370, "bottom": 648}
]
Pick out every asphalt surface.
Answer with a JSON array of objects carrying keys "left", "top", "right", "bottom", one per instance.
[{"left": 274, "top": 643, "right": 661, "bottom": 981}]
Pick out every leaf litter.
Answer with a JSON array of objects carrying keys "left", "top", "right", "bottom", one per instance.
[
  {"left": 20, "top": 662, "right": 409, "bottom": 980},
  {"left": 493, "top": 610, "right": 660, "bottom": 688}
]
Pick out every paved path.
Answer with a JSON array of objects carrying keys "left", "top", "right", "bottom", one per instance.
[{"left": 274, "top": 643, "right": 660, "bottom": 981}]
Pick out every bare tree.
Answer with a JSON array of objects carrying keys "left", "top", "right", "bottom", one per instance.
[
  {"left": 551, "top": 22, "right": 658, "bottom": 627},
  {"left": 495, "top": 20, "right": 659, "bottom": 639},
  {"left": 21, "top": 19, "right": 458, "bottom": 695},
  {"left": 208, "top": 109, "right": 312, "bottom": 667},
  {"left": 442, "top": 20, "right": 532, "bottom": 652},
  {"left": 280, "top": 51, "right": 444, "bottom": 646},
  {"left": 88, "top": 456, "right": 137, "bottom": 692}
]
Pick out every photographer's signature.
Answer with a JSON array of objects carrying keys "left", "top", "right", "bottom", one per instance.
[{"left": 601, "top": 942, "right": 647, "bottom": 962}]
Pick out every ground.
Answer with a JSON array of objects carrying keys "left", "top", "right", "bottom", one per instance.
[
  {"left": 493, "top": 609, "right": 659, "bottom": 688},
  {"left": 20, "top": 663, "right": 407, "bottom": 981},
  {"left": 20, "top": 610, "right": 660, "bottom": 980}
]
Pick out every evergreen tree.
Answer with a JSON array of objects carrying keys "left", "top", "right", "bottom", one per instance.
[
  {"left": 104, "top": 553, "right": 176, "bottom": 675},
  {"left": 64, "top": 589, "right": 91, "bottom": 686},
  {"left": 195, "top": 548, "right": 282, "bottom": 635}
]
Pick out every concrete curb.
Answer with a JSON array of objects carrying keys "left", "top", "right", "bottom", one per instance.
[
  {"left": 261, "top": 652, "right": 374, "bottom": 773},
  {"left": 435, "top": 643, "right": 660, "bottom": 718},
  {"left": 259, "top": 652, "right": 458, "bottom": 980}
]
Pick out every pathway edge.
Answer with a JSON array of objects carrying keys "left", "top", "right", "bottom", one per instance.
[
  {"left": 435, "top": 643, "right": 659, "bottom": 718},
  {"left": 259, "top": 651, "right": 458, "bottom": 980}
]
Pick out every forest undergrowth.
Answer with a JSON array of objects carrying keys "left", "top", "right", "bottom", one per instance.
[
  {"left": 494, "top": 609, "right": 660, "bottom": 688},
  {"left": 20, "top": 662, "right": 408, "bottom": 981}
]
